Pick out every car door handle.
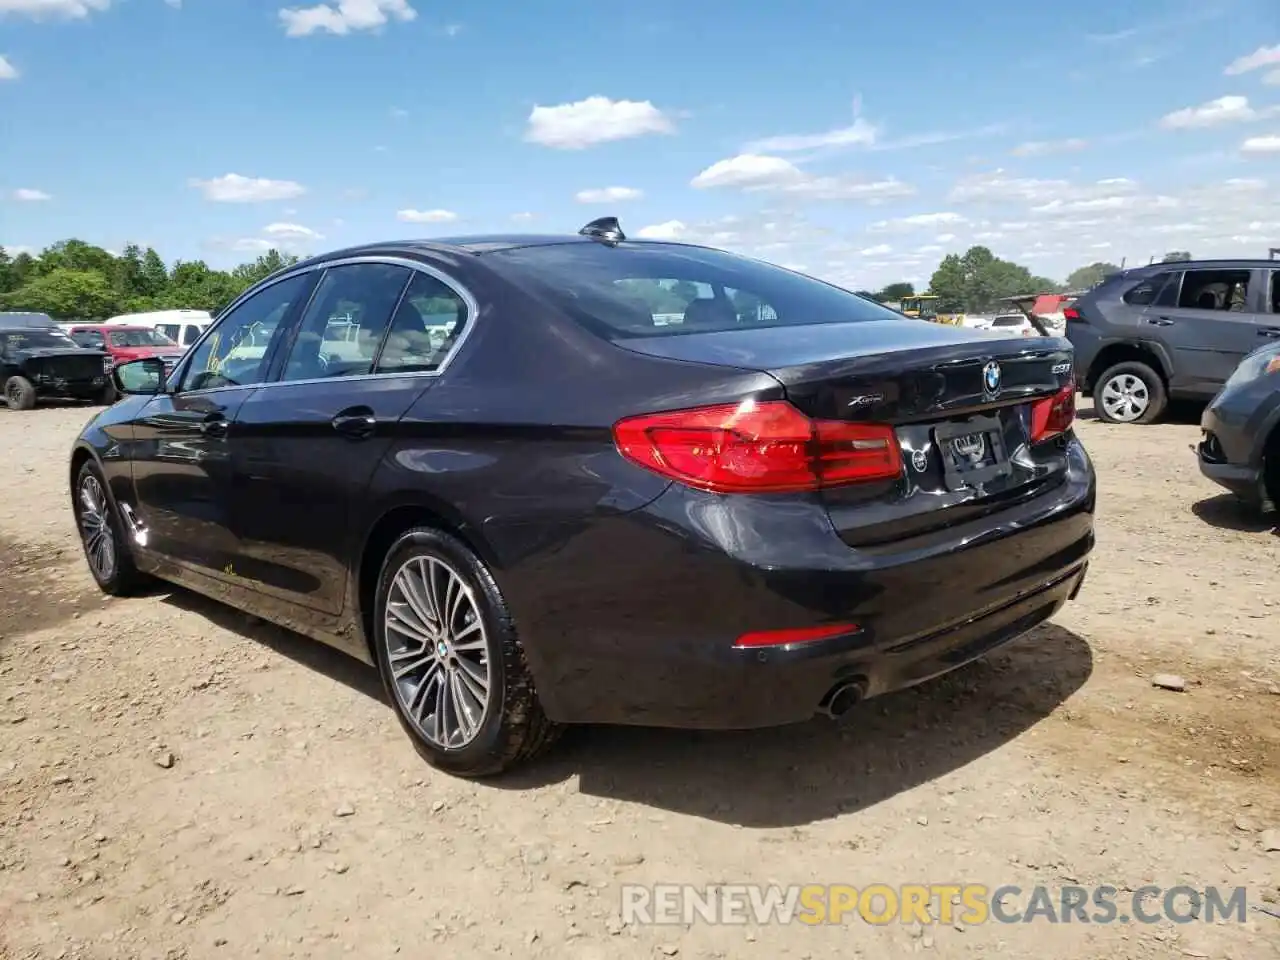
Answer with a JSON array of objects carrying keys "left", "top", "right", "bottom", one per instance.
[
  {"left": 332, "top": 407, "right": 376, "bottom": 440},
  {"left": 199, "top": 415, "right": 228, "bottom": 438},
  {"left": 1147, "top": 316, "right": 1174, "bottom": 326},
  {"left": 1259, "top": 327, "right": 1280, "bottom": 338}
]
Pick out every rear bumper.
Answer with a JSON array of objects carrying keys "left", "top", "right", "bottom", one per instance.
[{"left": 501, "top": 438, "right": 1097, "bottom": 729}]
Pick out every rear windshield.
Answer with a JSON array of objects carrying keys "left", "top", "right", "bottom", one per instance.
[
  {"left": 489, "top": 242, "right": 902, "bottom": 338},
  {"left": 991, "top": 315, "right": 1025, "bottom": 327},
  {"left": 108, "top": 328, "right": 177, "bottom": 347}
]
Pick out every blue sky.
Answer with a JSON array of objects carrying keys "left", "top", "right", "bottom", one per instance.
[{"left": 1, "top": 0, "right": 1279, "bottom": 289}]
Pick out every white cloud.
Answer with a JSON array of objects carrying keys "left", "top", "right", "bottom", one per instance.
[
  {"left": 263, "top": 222, "right": 323, "bottom": 240},
  {"left": 1011, "top": 138, "right": 1088, "bottom": 157},
  {"left": 690, "top": 154, "right": 914, "bottom": 203},
  {"left": 510, "top": 211, "right": 536, "bottom": 223},
  {"left": 524, "top": 96, "right": 674, "bottom": 149},
  {"left": 949, "top": 171, "right": 1138, "bottom": 205},
  {"left": 574, "top": 186, "right": 643, "bottom": 204},
  {"left": 0, "top": 0, "right": 109, "bottom": 18},
  {"left": 1225, "top": 45, "right": 1280, "bottom": 76},
  {"left": 0, "top": 55, "right": 18, "bottom": 79},
  {"left": 1159, "top": 95, "right": 1273, "bottom": 129},
  {"left": 190, "top": 173, "right": 306, "bottom": 203},
  {"left": 279, "top": 0, "right": 416, "bottom": 37},
  {"left": 11, "top": 188, "right": 51, "bottom": 201},
  {"left": 636, "top": 220, "right": 687, "bottom": 240},
  {"left": 1266, "top": 69, "right": 1280, "bottom": 87},
  {"left": 744, "top": 117, "right": 877, "bottom": 153},
  {"left": 691, "top": 154, "right": 803, "bottom": 190},
  {"left": 868, "top": 212, "right": 967, "bottom": 231},
  {"left": 859, "top": 244, "right": 892, "bottom": 256},
  {"left": 1242, "top": 135, "right": 1280, "bottom": 154},
  {"left": 396, "top": 208, "right": 458, "bottom": 223}
]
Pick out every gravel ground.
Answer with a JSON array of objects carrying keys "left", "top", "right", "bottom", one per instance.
[{"left": 1, "top": 400, "right": 1278, "bottom": 960}]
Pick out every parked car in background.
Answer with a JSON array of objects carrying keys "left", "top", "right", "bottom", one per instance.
[
  {"left": 1067, "top": 259, "right": 1280, "bottom": 424},
  {"left": 2, "top": 324, "right": 111, "bottom": 410},
  {"left": 1197, "top": 339, "right": 1280, "bottom": 512},
  {"left": 69, "top": 219, "right": 1095, "bottom": 776},
  {"left": 66, "top": 324, "right": 185, "bottom": 381},
  {"left": 105, "top": 309, "right": 213, "bottom": 351}
]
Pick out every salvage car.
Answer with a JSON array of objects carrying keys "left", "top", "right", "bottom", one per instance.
[
  {"left": 66, "top": 324, "right": 185, "bottom": 381},
  {"left": 68, "top": 218, "right": 1096, "bottom": 777},
  {"left": 1197, "top": 337, "right": 1280, "bottom": 512},
  {"left": 2, "top": 325, "right": 112, "bottom": 410}
]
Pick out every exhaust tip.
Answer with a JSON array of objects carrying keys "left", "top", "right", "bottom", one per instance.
[{"left": 819, "top": 679, "right": 867, "bottom": 720}]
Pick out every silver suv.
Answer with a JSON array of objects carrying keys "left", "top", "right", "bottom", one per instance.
[{"left": 1067, "top": 259, "right": 1280, "bottom": 424}]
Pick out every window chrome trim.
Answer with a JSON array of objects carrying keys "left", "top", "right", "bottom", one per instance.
[{"left": 170, "top": 255, "right": 479, "bottom": 397}]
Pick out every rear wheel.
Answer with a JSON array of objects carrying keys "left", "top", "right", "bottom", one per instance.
[
  {"left": 1094, "top": 361, "right": 1166, "bottom": 424},
  {"left": 4, "top": 376, "right": 36, "bottom": 411},
  {"left": 372, "top": 527, "right": 560, "bottom": 777},
  {"left": 73, "top": 461, "right": 147, "bottom": 595}
]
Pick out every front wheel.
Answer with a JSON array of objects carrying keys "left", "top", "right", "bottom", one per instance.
[
  {"left": 373, "top": 527, "right": 560, "bottom": 777},
  {"left": 1093, "top": 361, "right": 1167, "bottom": 424},
  {"left": 4, "top": 375, "right": 36, "bottom": 411},
  {"left": 73, "top": 461, "right": 147, "bottom": 595}
]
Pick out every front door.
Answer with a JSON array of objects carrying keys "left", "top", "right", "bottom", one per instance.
[
  {"left": 129, "top": 271, "right": 318, "bottom": 579},
  {"left": 231, "top": 263, "right": 470, "bottom": 614}
]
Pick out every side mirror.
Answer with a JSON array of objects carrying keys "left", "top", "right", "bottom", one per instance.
[{"left": 112, "top": 356, "right": 167, "bottom": 395}]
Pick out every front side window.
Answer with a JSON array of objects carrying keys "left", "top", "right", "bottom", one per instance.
[
  {"left": 181, "top": 273, "right": 313, "bottom": 391},
  {"left": 489, "top": 242, "right": 901, "bottom": 339},
  {"left": 1179, "top": 269, "right": 1251, "bottom": 312},
  {"left": 374, "top": 271, "right": 469, "bottom": 374},
  {"left": 279, "top": 263, "right": 411, "bottom": 382},
  {"left": 157, "top": 324, "right": 180, "bottom": 342}
]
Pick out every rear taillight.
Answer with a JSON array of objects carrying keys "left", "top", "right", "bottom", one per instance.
[
  {"left": 613, "top": 399, "right": 902, "bottom": 494},
  {"left": 1029, "top": 381, "right": 1076, "bottom": 443},
  {"left": 1063, "top": 306, "right": 1082, "bottom": 322}
]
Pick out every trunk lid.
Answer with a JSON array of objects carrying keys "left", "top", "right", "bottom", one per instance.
[{"left": 618, "top": 320, "right": 1076, "bottom": 545}]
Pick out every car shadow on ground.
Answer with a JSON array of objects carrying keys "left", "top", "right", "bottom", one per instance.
[
  {"left": 1192, "top": 494, "right": 1279, "bottom": 535},
  {"left": 1076, "top": 398, "right": 1203, "bottom": 425},
  {"left": 158, "top": 588, "right": 386, "bottom": 702},
  {"left": 157, "top": 587, "right": 1092, "bottom": 827}
]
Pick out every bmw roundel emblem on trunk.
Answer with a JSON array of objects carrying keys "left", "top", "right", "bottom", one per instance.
[{"left": 982, "top": 360, "right": 1002, "bottom": 396}]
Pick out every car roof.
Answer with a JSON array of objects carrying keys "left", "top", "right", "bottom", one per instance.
[{"left": 1117, "top": 258, "right": 1279, "bottom": 278}]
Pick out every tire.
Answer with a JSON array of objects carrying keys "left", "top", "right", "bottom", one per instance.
[
  {"left": 372, "top": 527, "right": 560, "bottom": 777},
  {"left": 73, "top": 460, "right": 148, "bottom": 596},
  {"left": 4, "top": 375, "right": 37, "bottom": 411},
  {"left": 1093, "top": 361, "right": 1167, "bottom": 425}
]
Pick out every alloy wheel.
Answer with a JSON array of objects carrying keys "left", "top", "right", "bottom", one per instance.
[
  {"left": 78, "top": 475, "right": 117, "bottom": 582},
  {"left": 1099, "top": 373, "right": 1150, "bottom": 423},
  {"left": 383, "top": 555, "right": 491, "bottom": 750}
]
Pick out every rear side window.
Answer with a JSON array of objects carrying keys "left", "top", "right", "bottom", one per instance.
[
  {"left": 375, "top": 271, "right": 470, "bottom": 374},
  {"left": 1122, "top": 272, "right": 1174, "bottom": 306},
  {"left": 489, "top": 242, "right": 901, "bottom": 338},
  {"left": 158, "top": 324, "right": 180, "bottom": 342},
  {"left": 1179, "top": 269, "right": 1251, "bottom": 312}
]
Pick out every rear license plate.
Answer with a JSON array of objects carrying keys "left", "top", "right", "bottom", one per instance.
[{"left": 932, "top": 413, "right": 1012, "bottom": 491}]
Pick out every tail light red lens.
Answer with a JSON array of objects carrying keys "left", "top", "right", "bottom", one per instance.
[
  {"left": 1063, "top": 306, "right": 1082, "bottom": 322},
  {"left": 1029, "top": 381, "right": 1076, "bottom": 442},
  {"left": 733, "top": 622, "right": 860, "bottom": 649},
  {"left": 613, "top": 399, "right": 902, "bottom": 494}
]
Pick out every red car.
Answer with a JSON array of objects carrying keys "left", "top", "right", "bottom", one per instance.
[{"left": 67, "top": 325, "right": 186, "bottom": 382}]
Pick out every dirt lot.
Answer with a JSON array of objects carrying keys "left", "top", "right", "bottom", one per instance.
[{"left": 1, "top": 401, "right": 1278, "bottom": 960}]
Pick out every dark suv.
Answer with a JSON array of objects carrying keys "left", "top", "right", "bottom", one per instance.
[
  {"left": 1, "top": 326, "right": 112, "bottom": 410},
  {"left": 1066, "top": 259, "right": 1280, "bottom": 424}
]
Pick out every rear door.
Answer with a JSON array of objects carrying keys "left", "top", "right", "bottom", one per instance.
[
  {"left": 1142, "top": 267, "right": 1268, "bottom": 394},
  {"left": 229, "top": 260, "right": 471, "bottom": 614}
]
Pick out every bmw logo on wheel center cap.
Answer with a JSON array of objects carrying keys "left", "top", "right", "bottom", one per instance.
[{"left": 982, "top": 360, "right": 1002, "bottom": 396}]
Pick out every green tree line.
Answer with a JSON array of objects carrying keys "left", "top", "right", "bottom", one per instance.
[
  {"left": 0, "top": 239, "right": 301, "bottom": 320},
  {"left": 862, "top": 248, "right": 1195, "bottom": 313}
]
